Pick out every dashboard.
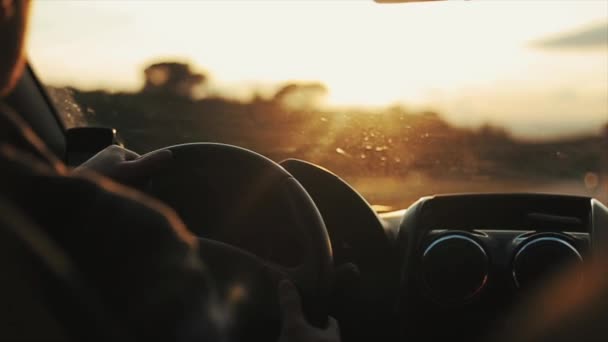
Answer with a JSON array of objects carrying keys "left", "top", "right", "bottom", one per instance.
[
  {"left": 394, "top": 193, "right": 605, "bottom": 341},
  {"left": 283, "top": 159, "right": 608, "bottom": 342}
]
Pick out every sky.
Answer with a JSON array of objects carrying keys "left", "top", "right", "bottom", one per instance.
[{"left": 27, "top": 0, "right": 608, "bottom": 139}]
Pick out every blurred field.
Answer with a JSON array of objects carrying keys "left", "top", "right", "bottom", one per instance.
[{"left": 46, "top": 61, "right": 608, "bottom": 211}]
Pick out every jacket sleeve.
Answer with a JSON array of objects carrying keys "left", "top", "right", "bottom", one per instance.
[{"left": 0, "top": 103, "right": 224, "bottom": 341}]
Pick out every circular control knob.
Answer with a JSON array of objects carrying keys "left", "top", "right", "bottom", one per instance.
[
  {"left": 421, "top": 234, "right": 488, "bottom": 303},
  {"left": 512, "top": 236, "right": 583, "bottom": 289}
]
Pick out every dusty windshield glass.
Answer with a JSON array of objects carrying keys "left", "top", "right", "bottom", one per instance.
[{"left": 29, "top": 1, "right": 608, "bottom": 210}]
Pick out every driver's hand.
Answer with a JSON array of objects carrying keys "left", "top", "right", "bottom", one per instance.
[
  {"left": 74, "top": 145, "right": 172, "bottom": 186},
  {"left": 278, "top": 280, "right": 341, "bottom": 342}
]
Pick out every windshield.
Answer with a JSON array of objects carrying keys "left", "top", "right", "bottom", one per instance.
[{"left": 29, "top": 0, "right": 608, "bottom": 210}]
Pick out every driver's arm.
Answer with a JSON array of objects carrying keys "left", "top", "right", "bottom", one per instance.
[{"left": 0, "top": 143, "right": 224, "bottom": 341}]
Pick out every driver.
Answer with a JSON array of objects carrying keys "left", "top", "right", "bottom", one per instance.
[{"left": 0, "top": 1, "right": 340, "bottom": 341}]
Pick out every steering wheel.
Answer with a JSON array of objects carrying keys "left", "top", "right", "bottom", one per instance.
[{"left": 144, "top": 143, "right": 333, "bottom": 339}]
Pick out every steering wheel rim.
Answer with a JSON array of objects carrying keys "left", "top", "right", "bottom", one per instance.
[{"left": 144, "top": 143, "right": 333, "bottom": 336}]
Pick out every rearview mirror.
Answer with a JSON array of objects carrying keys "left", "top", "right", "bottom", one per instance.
[{"left": 375, "top": 0, "right": 444, "bottom": 3}]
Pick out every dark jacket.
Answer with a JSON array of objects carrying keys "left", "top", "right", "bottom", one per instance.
[{"left": 0, "top": 102, "right": 222, "bottom": 341}]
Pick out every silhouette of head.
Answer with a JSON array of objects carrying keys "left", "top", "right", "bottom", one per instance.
[{"left": 0, "top": 0, "right": 30, "bottom": 97}]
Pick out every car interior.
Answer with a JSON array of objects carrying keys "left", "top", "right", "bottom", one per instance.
[{"left": 2, "top": 0, "right": 608, "bottom": 341}]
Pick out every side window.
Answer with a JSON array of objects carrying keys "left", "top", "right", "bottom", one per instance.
[{"left": 45, "top": 87, "right": 90, "bottom": 129}]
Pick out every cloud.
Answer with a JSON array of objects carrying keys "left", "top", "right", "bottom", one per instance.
[{"left": 533, "top": 21, "right": 608, "bottom": 49}]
